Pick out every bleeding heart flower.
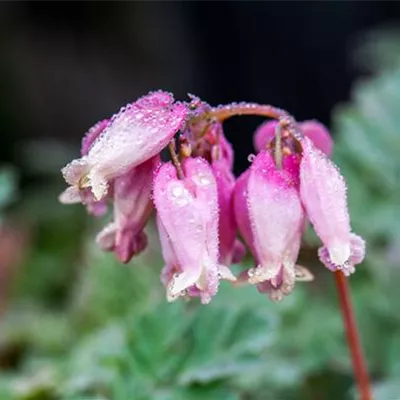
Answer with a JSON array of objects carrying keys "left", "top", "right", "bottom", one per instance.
[
  {"left": 61, "top": 91, "right": 187, "bottom": 201},
  {"left": 154, "top": 157, "right": 235, "bottom": 304},
  {"left": 299, "top": 137, "right": 365, "bottom": 275},
  {"left": 234, "top": 151, "right": 304, "bottom": 299},
  {"left": 96, "top": 155, "right": 160, "bottom": 263}
]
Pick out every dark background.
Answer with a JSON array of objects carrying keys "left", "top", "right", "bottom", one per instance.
[{"left": 1, "top": 1, "right": 400, "bottom": 174}]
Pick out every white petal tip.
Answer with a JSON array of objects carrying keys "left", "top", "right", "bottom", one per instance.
[
  {"left": 247, "top": 265, "right": 278, "bottom": 284},
  {"left": 218, "top": 265, "right": 237, "bottom": 282},
  {"left": 58, "top": 186, "right": 81, "bottom": 204},
  {"left": 294, "top": 265, "right": 314, "bottom": 282}
]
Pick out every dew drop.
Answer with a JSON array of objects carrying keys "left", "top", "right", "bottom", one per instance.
[
  {"left": 248, "top": 154, "right": 256, "bottom": 162},
  {"left": 171, "top": 185, "right": 183, "bottom": 197}
]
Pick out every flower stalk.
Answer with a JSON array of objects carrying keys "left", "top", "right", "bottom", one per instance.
[{"left": 334, "top": 271, "right": 372, "bottom": 400}]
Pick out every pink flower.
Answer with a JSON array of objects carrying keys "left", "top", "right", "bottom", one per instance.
[
  {"left": 247, "top": 151, "right": 304, "bottom": 283},
  {"left": 59, "top": 119, "right": 109, "bottom": 216},
  {"left": 154, "top": 157, "right": 235, "bottom": 304},
  {"left": 253, "top": 120, "right": 333, "bottom": 156},
  {"left": 299, "top": 137, "right": 365, "bottom": 275},
  {"left": 61, "top": 91, "right": 187, "bottom": 201},
  {"left": 234, "top": 151, "right": 304, "bottom": 299},
  {"left": 96, "top": 156, "right": 160, "bottom": 263}
]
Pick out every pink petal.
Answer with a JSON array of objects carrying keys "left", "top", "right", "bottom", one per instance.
[
  {"left": 232, "top": 239, "right": 246, "bottom": 264},
  {"left": 58, "top": 186, "right": 81, "bottom": 204},
  {"left": 154, "top": 157, "right": 228, "bottom": 303},
  {"left": 96, "top": 222, "right": 117, "bottom": 251},
  {"left": 61, "top": 91, "right": 187, "bottom": 200},
  {"left": 81, "top": 119, "right": 109, "bottom": 156},
  {"left": 154, "top": 162, "right": 209, "bottom": 298},
  {"left": 300, "top": 120, "right": 333, "bottom": 157},
  {"left": 299, "top": 137, "right": 363, "bottom": 270},
  {"left": 108, "top": 156, "right": 159, "bottom": 263},
  {"left": 233, "top": 170, "right": 255, "bottom": 255},
  {"left": 211, "top": 159, "right": 238, "bottom": 265},
  {"left": 253, "top": 120, "right": 278, "bottom": 153},
  {"left": 318, "top": 233, "right": 365, "bottom": 276},
  {"left": 253, "top": 119, "right": 333, "bottom": 157},
  {"left": 247, "top": 151, "right": 304, "bottom": 284}
]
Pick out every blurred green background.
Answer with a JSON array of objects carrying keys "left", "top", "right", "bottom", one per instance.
[{"left": 1, "top": 3, "right": 400, "bottom": 400}]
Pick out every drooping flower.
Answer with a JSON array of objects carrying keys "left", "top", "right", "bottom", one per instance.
[
  {"left": 299, "top": 137, "right": 365, "bottom": 275},
  {"left": 154, "top": 157, "right": 235, "bottom": 304},
  {"left": 247, "top": 151, "right": 304, "bottom": 286},
  {"left": 61, "top": 91, "right": 187, "bottom": 201},
  {"left": 96, "top": 155, "right": 160, "bottom": 263},
  {"left": 233, "top": 150, "right": 304, "bottom": 300}
]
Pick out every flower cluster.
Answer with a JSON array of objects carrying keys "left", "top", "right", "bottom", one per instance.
[{"left": 60, "top": 91, "right": 365, "bottom": 304}]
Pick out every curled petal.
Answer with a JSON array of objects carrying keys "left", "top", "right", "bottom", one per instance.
[{"left": 318, "top": 233, "right": 365, "bottom": 276}]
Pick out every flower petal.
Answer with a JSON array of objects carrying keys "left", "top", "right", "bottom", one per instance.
[
  {"left": 61, "top": 91, "right": 187, "bottom": 200},
  {"left": 247, "top": 151, "right": 304, "bottom": 283},
  {"left": 300, "top": 137, "right": 352, "bottom": 265}
]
